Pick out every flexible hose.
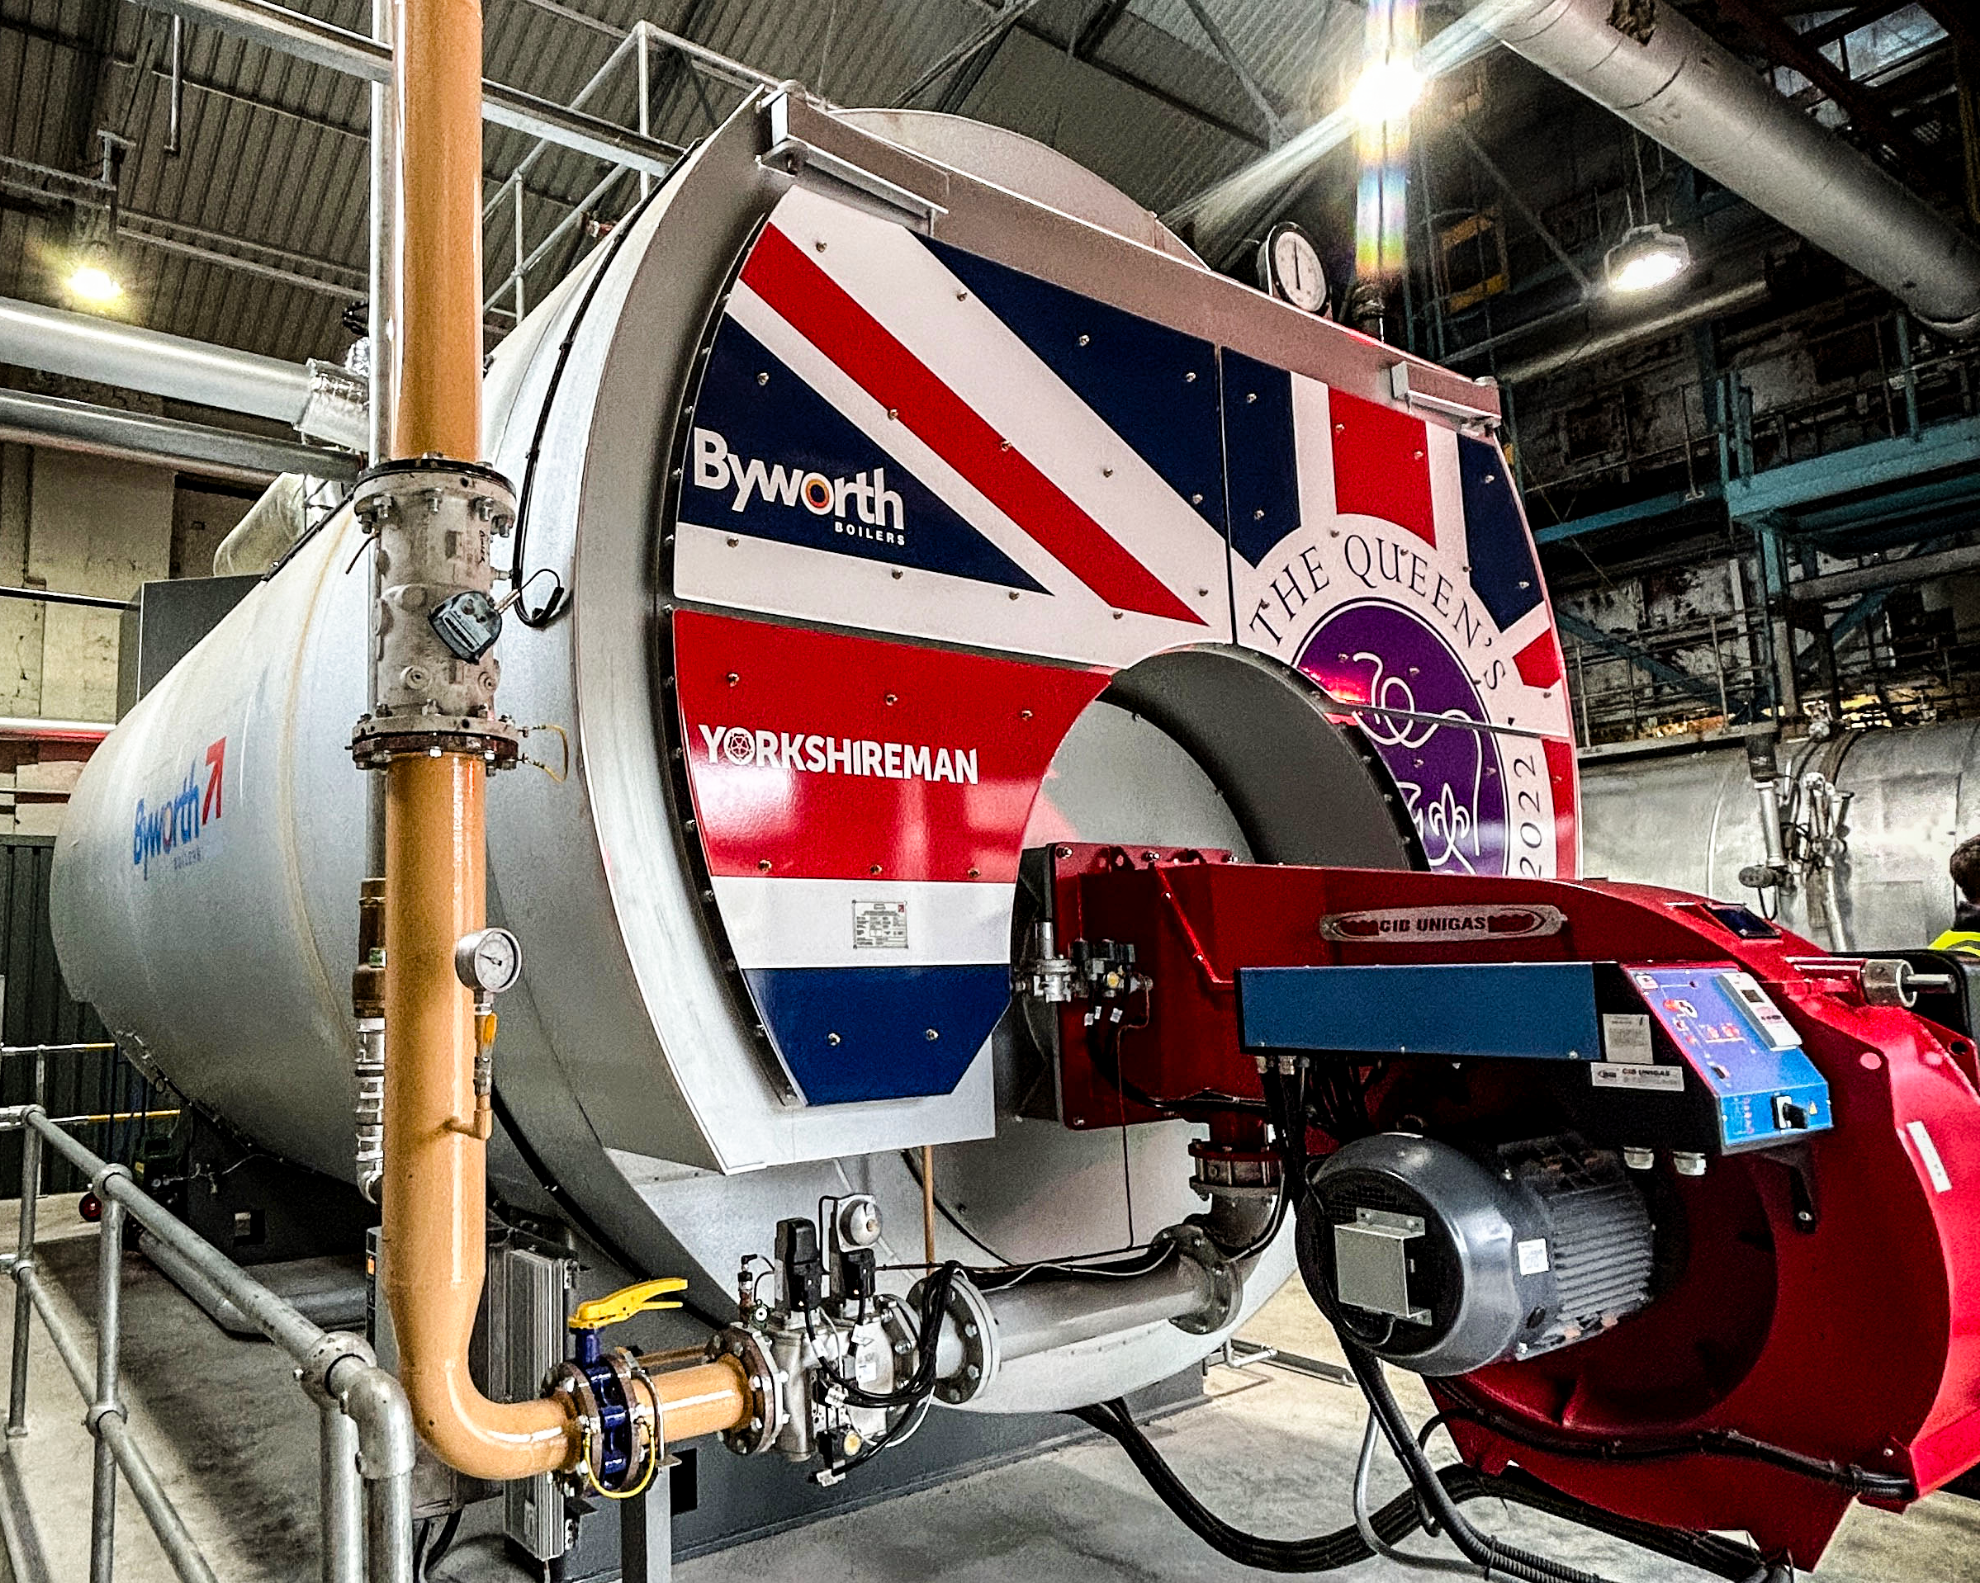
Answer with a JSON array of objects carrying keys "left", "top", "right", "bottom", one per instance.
[
  {"left": 1074, "top": 1398, "right": 1775, "bottom": 1580},
  {"left": 1070, "top": 1399, "right": 1435, "bottom": 1571},
  {"left": 1352, "top": 1411, "right": 1482, "bottom": 1576}
]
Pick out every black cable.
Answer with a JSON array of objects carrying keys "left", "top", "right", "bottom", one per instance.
[
  {"left": 1071, "top": 1399, "right": 1774, "bottom": 1580},
  {"left": 1070, "top": 1398, "right": 1431, "bottom": 1571},
  {"left": 502, "top": 156, "right": 689, "bottom": 627},
  {"left": 421, "top": 1510, "right": 462, "bottom": 1580},
  {"left": 829, "top": 1261, "right": 964, "bottom": 1412},
  {"left": 487, "top": 1084, "right": 729, "bottom": 1331},
  {"left": 1432, "top": 1396, "right": 1914, "bottom": 1501}
]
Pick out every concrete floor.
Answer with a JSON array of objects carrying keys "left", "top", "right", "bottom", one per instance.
[{"left": 0, "top": 1196, "right": 1974, "bottom": 1582}]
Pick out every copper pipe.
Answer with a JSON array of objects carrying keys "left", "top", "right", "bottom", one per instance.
[
  {"left": 635, "top": 1355, "right": 751, "bottom": 1445},
  {"left": 382, "top": 753, "right": 576, "bottom": 1478},
  {"left": 921, "top": 1145, "right": 937, "bottom": 1268},
  {"left": 390, "top": 0, "right": 482, "bottom": 458}
]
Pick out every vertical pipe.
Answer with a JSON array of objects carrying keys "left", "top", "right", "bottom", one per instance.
[
  {"left": 364, "top": 1472, "right": 413, "bottom": 1583},
  {"left": 368, "top": 0, "right": 396, "bottom": 469},
  {"left": 391, "top": 0, "right": 483, "bottom": 459},
  {"left": 637, "top": 26, "right": 652, "bottom": 204},
  {"left": 1898, "top": 314, "right": 1921, "bottom": 440},
  {"left": 920, "top": 1145, "right": 937, "bottom": 1268},
  {"left": 166, "top": 17, "right": 184, "bottom": 155},
  {"left": 7, "top": 1055, "right": 42, "bottom": 1438},
  {"left": 502, "top": 178, "right": 518, "bottom": 326},
  {"left": 1709, "top": 612, "right": 1728, "bottom": 721},
  {"left": 319, "top": 1404, "right": 362, "bottom": 1583},
  {"left": 88, "top": 1194, "right": 124, "bottom": 1583}
]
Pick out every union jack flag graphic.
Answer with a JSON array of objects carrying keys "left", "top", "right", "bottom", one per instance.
[{"left": 671, "top": 185, "right": 1574, "bottom": 1106}]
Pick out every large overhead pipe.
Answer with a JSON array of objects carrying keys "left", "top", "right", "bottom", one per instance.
[
  {"left": 0, "top": 389, "right": 358, "bottom": 483},
  {"left": 1468, "top": 0, "right": 1980, "bottom": 335},
  {"left": 0, "top": 297, "right": 313, "bottom": 422},
  {"left": 0, "top": 297, "right": 365, "bottom": 452}
]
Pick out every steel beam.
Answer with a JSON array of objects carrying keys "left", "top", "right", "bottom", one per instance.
[
  {"left": 1786, "top": 541, "right": 1980, "bottom": 604},
  {"left": 1725, "top": 417, "right": 1980, "bottom": 520},
  {"left": 1710, "top": 0, "right": 1938, "bottom": 188},
  {"left": 1555, "top": 610, "right": 1725, "bottom": 704},
  {"left": 1448, "top": 120, "right": 1590, "bottom": 292},
  {"left": 1176, "top": 0, "right": 1287, "bottom": 145},
  {"left": 894, "top": 0, "right": 1052, "bottom": 109},
  {"left": 1532, "top": 487, "right": 1725, "bottom": 544},
  {"left": 129, "top": 0, "right": 680, "bottom": 175}
]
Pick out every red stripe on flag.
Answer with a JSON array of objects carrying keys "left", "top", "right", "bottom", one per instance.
[
  {"left": 1514, "top": 632, "right": 1563, "bottom": 690},
  {"left": 1543, "top": 735, "right": 1578, "bottom": 880},
  {"left": 740, "top": 225, "right": 1204, "bottom": 626},
  {"left": 1330, "top": 388, "right": 1434, "bottom": 547}
]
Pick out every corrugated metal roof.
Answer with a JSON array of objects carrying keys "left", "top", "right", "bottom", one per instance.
[{"left": 0, "top": 0, "right": 1340, "bottom": 367}]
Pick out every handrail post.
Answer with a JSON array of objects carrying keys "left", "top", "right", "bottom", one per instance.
[
  {"left": 319, "top": 1401, "right": 363, "bottom": 1583},
  {"left": 7, "top": 1060, "right": 43, "bottom": 1437},
  {"left": 87, "top": 1171, "right": 131, "bottom": 1583}
]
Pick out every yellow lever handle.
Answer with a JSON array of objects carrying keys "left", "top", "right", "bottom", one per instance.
[{"left": 569, "top": 1277, "right": 687, "bottom": 1330}]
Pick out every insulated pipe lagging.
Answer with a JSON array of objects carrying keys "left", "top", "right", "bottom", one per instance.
[
  {"left": 1466, "top": 0, "right": 1980, "bottom": 335},
  {"left": 0, "top": 297, "right": 316, "bottom": 423},
  {"left": 933, "top": 1256, "right": 1225, "bottom": 1379}
]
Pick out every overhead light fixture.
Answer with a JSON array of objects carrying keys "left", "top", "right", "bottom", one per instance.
[
  {"left": 1348, "top": 56, "right": 1423, "bottom": 127},
  {"left": 66, "top": 242, "right": 123, "bottom": 307},
  {"left": 1605, "top": 223, "right": 1691, "bottom": 294}
]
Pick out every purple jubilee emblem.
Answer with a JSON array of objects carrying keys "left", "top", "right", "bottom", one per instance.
[{"left": 1298, "top": 601, "right": 1507, "bottom": 877}]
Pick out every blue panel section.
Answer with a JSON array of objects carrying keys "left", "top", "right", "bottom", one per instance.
[
  {"left": 1237, "top": 962, "right": 1601, "bottom": 1060},
  {"left": 1221, "top": 350, "right": 1300, "bottom": 566},
  {"left": 687, "top": 318, "right": 1046, "bottom": 592},
  {"left": 1627, "top": 965, "right": 1833, "bottom": 1150},
  {"left": 1457, "top": 434, "right": 1543, "bottom": 629},
  {"left": 920, "top": 236, "right": 1225, "bottom": 534},
  {"left": 745, "top": 965, "right": 1009, "bottom": 1105}
]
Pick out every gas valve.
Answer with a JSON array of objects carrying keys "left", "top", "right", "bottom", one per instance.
[{"left": 549, "top": 1278, "right": 687, "bottom": 1499}]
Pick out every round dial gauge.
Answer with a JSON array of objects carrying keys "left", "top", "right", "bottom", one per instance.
[
  {"left": 455, "top": 927, "right": 523, "bottom": 994},
  {"left": 1261, "top": 223, "right": 1328, "bottom": 314}
]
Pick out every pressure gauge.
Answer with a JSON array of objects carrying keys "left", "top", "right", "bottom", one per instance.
[
  {"left": 454, "top": 927, "right": 523, "bottom": 995},
  {"left": 1259, "top": 223, "right": 1328, "bottom": 315}
]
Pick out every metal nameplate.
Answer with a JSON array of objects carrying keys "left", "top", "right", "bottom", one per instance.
[{"left": 1319, "top": 904, "right": 1566, "bottom": 944}]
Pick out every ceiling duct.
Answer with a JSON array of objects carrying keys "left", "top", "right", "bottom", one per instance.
[
  {"left": 1468, "top": 0, "right": 1980, "bottom": 336},
  {"left": 0, "top": 297, "right": 367, "bottom": 450}
]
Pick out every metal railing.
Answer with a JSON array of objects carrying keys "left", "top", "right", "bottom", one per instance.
[{"left": 0, "top": 1061, "right": 413, "bottom": 1583}]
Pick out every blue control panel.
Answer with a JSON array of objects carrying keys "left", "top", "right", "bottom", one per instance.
[
  {"left": 1237, "top": 962, "right": 1603, "bottom": 1062},
  {"left": 1623, "top": 964, "right": 1832, "bottom": 1150}
]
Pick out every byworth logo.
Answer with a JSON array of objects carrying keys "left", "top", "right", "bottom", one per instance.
[
  {"left": 132, "top": 738, "right": 225, "bottom": 878},
  {"left": 692, "top": 428, "right": 908, "bottom": 548}
]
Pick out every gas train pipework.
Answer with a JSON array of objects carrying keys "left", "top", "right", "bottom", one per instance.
[{"left": 46, "top": 88, "right": 1980, "bottom": 1577}]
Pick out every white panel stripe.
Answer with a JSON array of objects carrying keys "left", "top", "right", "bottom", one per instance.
[{"left": 713, "top": 876, "right": 1014, "bottom": 969}]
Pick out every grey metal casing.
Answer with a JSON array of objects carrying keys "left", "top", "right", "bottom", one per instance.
[{"left": 1312, "top": 1134, "right": 1532, "bottom": 1378}]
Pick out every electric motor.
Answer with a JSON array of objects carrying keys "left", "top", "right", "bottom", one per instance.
[{"left": 1299, "top": 1132, "right": 1655, "bottom": 1377}]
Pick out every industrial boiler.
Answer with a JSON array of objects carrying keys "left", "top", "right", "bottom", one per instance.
[{"left": 45, "top": 89, "right": 1980, "bottom": 1579}]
